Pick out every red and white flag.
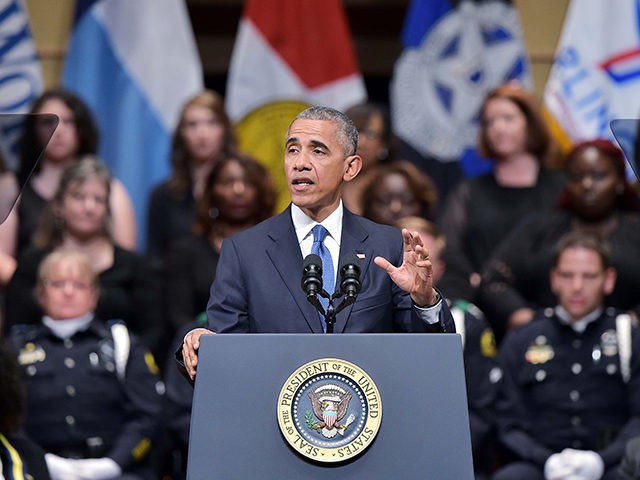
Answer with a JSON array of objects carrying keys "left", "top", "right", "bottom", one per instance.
[{"left": 225, "top": 0, "right": 367, "bottom": 210}]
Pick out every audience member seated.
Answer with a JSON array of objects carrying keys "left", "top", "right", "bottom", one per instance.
[
  {"left": 146, "top": 90, "right": 237, "bottom": 265},
  {"left": 360, "top": 160, "right": 438, "bottom": 226},
  {"left": 160, "top": 154, "right": 275, "bottom": 478},
  {"left": 0, "top": 339, "right": 51, "bottom": 479},
  {"left": 399, "top": 216, "right": 501, "bottom": 480},
  {"left": 342, "top": 102, "right": 392, "bottom": 214},
  {"left": 6, "top": 250, "right": 164, "bottom": 480},
  {"left": 5, "top": 157, "right": 165, "bottom": 361},
  {"left": 15, "top": 87, "right": 137, "bottom": 253},
  {"left": 163, "top": 152, "right": 276, "bottom": 336},
  {"left": 491, "top": 232, "right": 640, "bottom": 480},
  {"left": 479, "top": 139, "right": 640, "bottom": 342},
  {"left": 438, "top": 83, "right": 565, "bottom": 302}
]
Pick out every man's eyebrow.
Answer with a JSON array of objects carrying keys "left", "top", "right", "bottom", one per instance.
[
  {"left": 285, "top": 137, "right": 330, "bottom": 152},
  {"left": 309, "top": 139, "right": 329, "bottom": 151}
]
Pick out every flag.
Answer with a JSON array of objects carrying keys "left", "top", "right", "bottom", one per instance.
[
  {"left": 0, "top": 0, "right": 43, "bottom": 170},
  {"left": 544, "top": 0, "right": 640, "bottom": 147},
  {"left": 62, "top": 0, "right": 203, "bottom": 249},
  {"left": 225, "top": 0, "right": 367, "bottom": 211},
  {"left": 389, "top": 0, "right": 532, "bottom": 180}
]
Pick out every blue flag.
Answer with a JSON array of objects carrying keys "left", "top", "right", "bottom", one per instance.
[
  {"left": 390, "top": 0, "right": 532, "bottom": 177},
  {"left": 62, "top": 0, "right": 203, "bottom": 249}
]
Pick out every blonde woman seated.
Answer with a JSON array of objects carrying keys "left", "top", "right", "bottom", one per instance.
[
  {"left": 7, "top": 250, "right": 164, "bottom": 480},
  {"left": 5, "top": 157, "right": 164, "bottom": 360}
]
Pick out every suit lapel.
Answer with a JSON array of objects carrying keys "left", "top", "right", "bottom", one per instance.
[
  {"left": 334, "top": 210, "right": 373, "bottom": 333},
  {"left": 265, "top": 208, "right": 325, "bottom": 333}
]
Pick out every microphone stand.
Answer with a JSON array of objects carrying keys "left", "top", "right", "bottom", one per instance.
[
  {"left": 325, "top": 299, "right": 336, "bottom": 333},
  {"left": 319, "top": 290, "right": 357, "bottom": 334},
  {"left": 302, "top": 253, "right": 361, "bottom": 334}
]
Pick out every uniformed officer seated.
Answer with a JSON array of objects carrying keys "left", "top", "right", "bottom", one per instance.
[
  {"left": 7, "top": 250, "right": 165, "bottom": 480},
  {"left": 492, "top": 231, "right": 640, "bottom": 480},
  {"left": 398, "top": 216, "right": 502, "bottom": 480}
]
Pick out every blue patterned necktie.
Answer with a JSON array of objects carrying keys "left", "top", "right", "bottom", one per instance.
[{"left": 311, "top": 224, "right": 334, "bottom": 332}]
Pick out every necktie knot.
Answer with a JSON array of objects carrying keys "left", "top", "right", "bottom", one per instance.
[{"left": 312, "top": 224, "right": 328, "bottom": 244}]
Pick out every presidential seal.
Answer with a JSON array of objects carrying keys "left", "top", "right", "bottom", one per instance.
[{"left": 277, "top": 358, "right": 382, "bottom": 463}]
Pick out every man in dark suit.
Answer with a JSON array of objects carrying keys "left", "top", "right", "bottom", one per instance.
[{"left": 181, "top": 106, "right": 455, "bottom": 380}]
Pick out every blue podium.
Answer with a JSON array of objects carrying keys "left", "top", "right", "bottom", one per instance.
[{"left": 187, "top": 333, "right": 474, "bottom": 479}]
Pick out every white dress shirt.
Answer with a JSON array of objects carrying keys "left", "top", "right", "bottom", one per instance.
[{"left": 290, "top": 201, "right": 442, "bottom": 326}]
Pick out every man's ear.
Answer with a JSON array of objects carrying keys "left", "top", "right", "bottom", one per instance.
[
  {"left": 343, "top": 155, "right": 362, "bottom": 182},
  {"left": 603, "top": 267, "right": 617, "bottom": 295}
]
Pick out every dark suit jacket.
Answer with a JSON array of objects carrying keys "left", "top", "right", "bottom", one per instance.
[{"left": 206, "top": 207, "right": 455, "bottom": 333}]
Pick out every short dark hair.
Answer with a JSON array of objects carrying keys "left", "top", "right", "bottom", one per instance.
[
  {"left": 552, "top": 231, "right": 611, "bottom": 270},
  {"left": 290, "top": 106, "right": 358, "bottom": 156}
]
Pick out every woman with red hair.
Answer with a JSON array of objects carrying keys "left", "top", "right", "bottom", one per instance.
[
  {"left": 439, "top": 83, "right": 566, "bottom": 303},
  {"left": 478, "top": 139, "right": 640, "bottom": 342}
]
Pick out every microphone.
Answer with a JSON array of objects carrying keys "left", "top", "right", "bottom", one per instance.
[
  {"left": 338, "top": 253, "right": 361, "bottom": 308},
  {"left": 302, "top": 254, "right": 324, "bottom": 311}
]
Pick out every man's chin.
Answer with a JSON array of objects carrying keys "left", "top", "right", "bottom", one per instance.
[
  {"left": 289, "top": 193, "right": 313, "bottom": 208},
  {"left": 566, "top": 308, "right": 587, "bottom": 320}
]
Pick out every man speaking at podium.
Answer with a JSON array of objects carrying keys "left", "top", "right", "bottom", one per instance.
[{"left": 181, "top": 106, "right": 455, "bottom": 380}]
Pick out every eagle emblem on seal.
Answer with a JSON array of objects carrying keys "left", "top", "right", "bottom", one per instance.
[{"left": 306, "top": 384, "right": 356, "bottom": 438}]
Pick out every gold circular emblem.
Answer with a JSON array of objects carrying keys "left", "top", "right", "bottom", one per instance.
[
  {"left": 235, "top": 100, "right": 310, "bottom": 213},
  {"left": 277, "top": 358, "right": 382, "bottom": 463}
]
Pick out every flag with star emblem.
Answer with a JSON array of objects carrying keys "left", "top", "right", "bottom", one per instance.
[
  {"left": 389, "top": 0, "right": 532, "bottom": 186},
  {"left": 544, "top": 0, "right": 640, "bottom": 148}
]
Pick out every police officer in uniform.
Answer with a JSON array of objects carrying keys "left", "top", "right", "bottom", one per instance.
[
  {"left": 8, "top": 251, "right": 164, "bottom": 480},
  {"left": 451, "top": 298, "right": 503, "bottom": 479},
  {"left": 398, "top": 217, "right": 502, "bottom": 479},
  {"left": 492, "top": 232, "right": 640, "bottom": 480}
]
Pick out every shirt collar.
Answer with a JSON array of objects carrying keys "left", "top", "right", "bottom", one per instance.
[
  {"left": 291, "top": 201, "right": 343, "bottom": 245},
  {"left": 42, "top": 312, "right": 95, "bottom": 339},
  {"left": 555, "top": 305, "right": 603, "bottom": 333}
]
